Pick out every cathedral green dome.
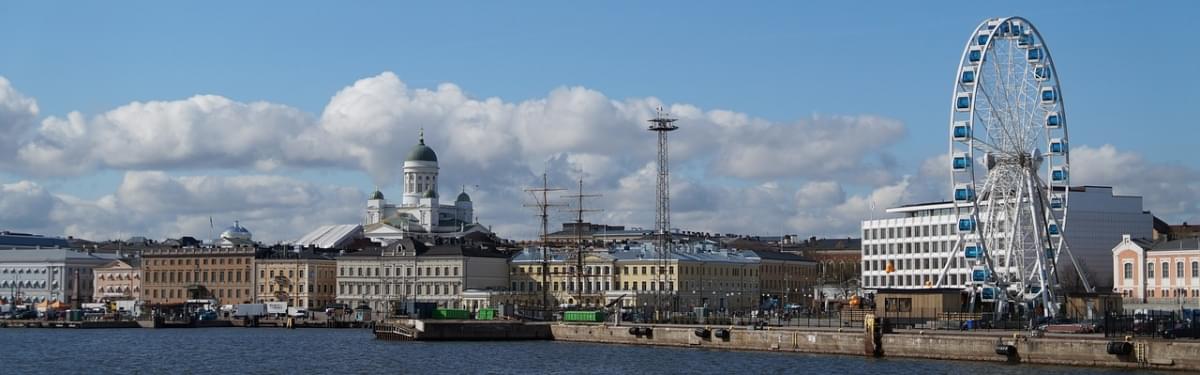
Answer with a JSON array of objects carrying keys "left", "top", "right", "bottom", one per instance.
[
  {"left": 406, "top": 133, "right": 438, "bottom": 162},
  {"left": 456, "top": 191, "right": 471, "bottom": 202}
]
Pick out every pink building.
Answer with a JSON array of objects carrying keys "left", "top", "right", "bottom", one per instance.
[{"left": 1111, "top": 235, "right": 1200, "bottom": 304}]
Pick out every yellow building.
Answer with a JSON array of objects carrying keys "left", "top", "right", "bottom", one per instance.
[
  {"left": 141, "top": 246, "right": 256, "bottom": 306},
  {"left": 254, "top": 251, "right": 338, "bottom": 310},
  {"left": 503, "top": 244, "right": 814, "bottom": 313}
]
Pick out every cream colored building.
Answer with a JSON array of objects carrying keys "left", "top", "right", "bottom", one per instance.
[
  {"left": 141, "top": 246, "right": 256, "bottom": 306},
  {"left": 93, "top": 259, "right": 141, "bottom": 302},
  {"left": 255, "top": 251, "right": 337, "bottom": 310},
  {"left": 336, "top": 239, "right": 509, "bottom": 314}
]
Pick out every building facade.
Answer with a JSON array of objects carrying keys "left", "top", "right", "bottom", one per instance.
[
  {"left": 502, "top": 243, "right": 816, "bottom": 313},
  {"left": 141, "top": 247, "right": 256, "bottom": 306},
  {"left": 1112, "top": 235, "right": 1200, "bottom": 305},
  {"left": 0, "top": 249, "right": 116, "bottom": 306},
  {"left": 860, "top": 186, "right": 1151, "bottom": 291},
  {"left": 254, "top": 251, "right": 337, "bottom": 310},
  {"left": 93, "top": 259, "right": 141, "bottom": 303},
  {"left": 335, "top": 240, "right": 509, "bottom": 314}
]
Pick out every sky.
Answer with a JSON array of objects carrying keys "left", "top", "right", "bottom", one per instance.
[{"left": 0, "top": 1, "right": 1197, "bottom": 242}]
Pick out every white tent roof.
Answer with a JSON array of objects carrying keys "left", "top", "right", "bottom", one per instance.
[{"left": 292, "top": 224, "right": 362, "bottom": 249}]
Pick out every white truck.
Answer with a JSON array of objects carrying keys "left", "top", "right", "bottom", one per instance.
[
  {"left": 233, "top": 304, "right": 267, "bottom": 318},
  {"left": 265, "top": 302, "right": 288, "bottom": 315}
]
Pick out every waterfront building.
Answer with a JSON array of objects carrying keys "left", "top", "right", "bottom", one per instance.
[
  {"left": 362, "top": 132, "right": 491, "bottom": 244},
  {"left": 1111, "top": 235, "right": 1200, "bottom": 305},
  {"left": 0, "top": 231, "right": 70, "bottom": 250},
  {"left": 254, "top": 250, "right": 338, "bottom": 310},
  {"left": 92, "top": 258, "right": 141, "bottom": 303},
  {"left": 140, "top": 246, "right": 256, "bottom": 306},
  {"left": 500, "top": 243, "right": 816, "bottom": 313},
  {"left": 752, "top": 250, "right": 818, "bottom": 308},
  {"left": 0, "top": 249, "right": 116, "bottom": 305},
  {"left": 860, "top": 186, "right": 1151, "bottom": 291},
  {"left": 335, "top": 239, "right": 509, "bottom": 314}
]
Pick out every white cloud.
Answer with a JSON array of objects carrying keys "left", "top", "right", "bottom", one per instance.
[
  {"left": 16, "top": 72, "right": 1129, "bottom": 241},
  {"left": 0, "top": 77, "right": 40, "bottom": 166},
  {"left": 1, "top": 173, "right": 363, "bottom": 243},
  {"left": 1072, "top": 144, "right": 1200, "bottom": 223}
]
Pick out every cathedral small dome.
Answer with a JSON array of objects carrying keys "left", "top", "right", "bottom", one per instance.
[
  {"left": 456, "top": 191, "right": 471, "bottom": 202},
  {"left": 370, "top": 190, "right": 385, "bottom": 200}
]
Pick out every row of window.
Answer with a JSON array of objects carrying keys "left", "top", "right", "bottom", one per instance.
[
  {"left": 259, "top": 283, "right": 332, "bottom": 294},
  {"left": 1124, "top": 261, "right": 1200, "bottom": 279},
  {"left": 864, "top": 274, "right": 967, "bottom": 288},
  {"left": 145, "top": 257, "right": 248, "bottom": 266},
  {"left": 338, "top": 282, "right": 459, "bottom": 296},
  {"left": 340, "top": 266, "right": 459, "bottom": 278},
  {"left": 864, "top": 224, "right": 956, "bottom": 241},
  {"left": 146, "top": 270, "right": 249, "bottom": 284}
]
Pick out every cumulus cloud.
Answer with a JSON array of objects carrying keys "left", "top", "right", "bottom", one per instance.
[
  {"left": 18, "top": 95, "right": 313, "bottom": 175},
  {"left": 1071, "top": 144, "right": 1200, "bottom": 223},
  {"left": 0, "top": 77, "right": 40, "bottom": 165},
  {"left": 0, "top": 173, "right": 363, "bottom": 242},
  {"left": 0, "top": 72, "right": 963, "bottom": 240}
]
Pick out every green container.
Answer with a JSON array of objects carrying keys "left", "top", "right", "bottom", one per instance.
[
  {"left": 475, "top": 308, "right": 496, "bottom": 320},
  {"left": 432, "top": 308, "right": 470, "bottom": 320},
  {"left": 563, "top": 311, "right": 604, "bottom": 322}
]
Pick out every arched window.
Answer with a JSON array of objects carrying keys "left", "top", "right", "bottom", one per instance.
[{"left": 1123, "top": 263, "right": 1133, "bottom": 280}]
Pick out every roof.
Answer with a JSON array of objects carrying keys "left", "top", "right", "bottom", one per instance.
[
  {"left": 748, "top": 250, "right": 815, "bottom": 263},
  {"left": 370, "top": 190, "right": 385, "bottom": 200},
  {"left": 293, "top": 224, "right": 363, "bottom": 249},
  {"left": 0, "top": 249, "right": 119, "bottom": 264},
  {"left": 456, "top": 191, "right": 471, "bottom": 202},
  {"left": 0, "top": 232, "right": 70, "bottom": 249},
  {"left": 406, "top": 136, "right": 438, "bottom": 162},
  {"left": 1148, "top": 237, "right": 1200, "bottom": 251}
]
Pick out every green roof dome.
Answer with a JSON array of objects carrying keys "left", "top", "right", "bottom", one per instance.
[
  {"left": 370, "top": 189, "right": 385, "bottom": 200},
  {"left": 406, "top": 131, "right": 438, "bottom": 162},
  {"left": 423, "top": 189, "right": 438, "bottom": 199},
  {"left": 456, "top": 191, "right": 471, "bottom": 202}
]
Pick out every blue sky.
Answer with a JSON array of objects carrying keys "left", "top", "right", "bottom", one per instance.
[{"left": 0, "top": 1, "right": 1196, "bottom": 241}]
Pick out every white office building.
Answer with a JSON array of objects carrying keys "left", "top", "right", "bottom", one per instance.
[{"left": 860, "top": 186, "right": 1151, "bottom": 291}]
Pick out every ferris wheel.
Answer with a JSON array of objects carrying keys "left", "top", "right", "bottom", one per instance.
[{"left": 936, "top": 17, "right": 1090, "bottom": 318}]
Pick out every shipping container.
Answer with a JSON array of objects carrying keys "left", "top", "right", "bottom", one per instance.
[
  {"left": 475, "top": 308, "right": 496, "bottom": 320},
  {"left": 563, "top": 311, "right": 605, "bottom": 322},
  {"left": 432, "top": 308, "right": 470, "bottom": 320}
]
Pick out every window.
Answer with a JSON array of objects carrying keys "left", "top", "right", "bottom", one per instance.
[
  {"left": 1123, "top": 263, "right": 1133, "bottom": 280},
  {"left": 1163, "top": 262, "right": 1170, "bottom": 278},
  {"left": 1193, "top": 261, "right": 1199, "bottom": 278},
  {"left": 1178, "top": 262, "right": 1185, "bottom": 279},
  {"left": 884, "top": 298, "right": 912, "bottom": 312},
  {"left": 1147, "top": 262, "right": 1154, "bottom": 278}
]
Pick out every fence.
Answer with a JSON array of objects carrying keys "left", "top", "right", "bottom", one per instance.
[{"left": 1103, "top": 310, "right": 1199, "bottom": 339}]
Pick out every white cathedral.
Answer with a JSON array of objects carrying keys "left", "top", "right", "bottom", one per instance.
[{"left": 362, "top": 131, "right": 491, "bottom": 244}]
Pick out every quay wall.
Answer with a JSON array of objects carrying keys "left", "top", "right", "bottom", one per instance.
[{"left": 550, "top": 324, "right": 1200, "bottom": 372}]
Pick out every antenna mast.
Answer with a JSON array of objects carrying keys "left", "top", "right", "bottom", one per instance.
[
  {"left": 647, "top": 107, "right": 679, "bottom": 314},
  {"left": 562, "top": 177, "right": 601, "bottom": 306},
  {"left": 524, "top": 172, "right": 565, "bottom": 316}
]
